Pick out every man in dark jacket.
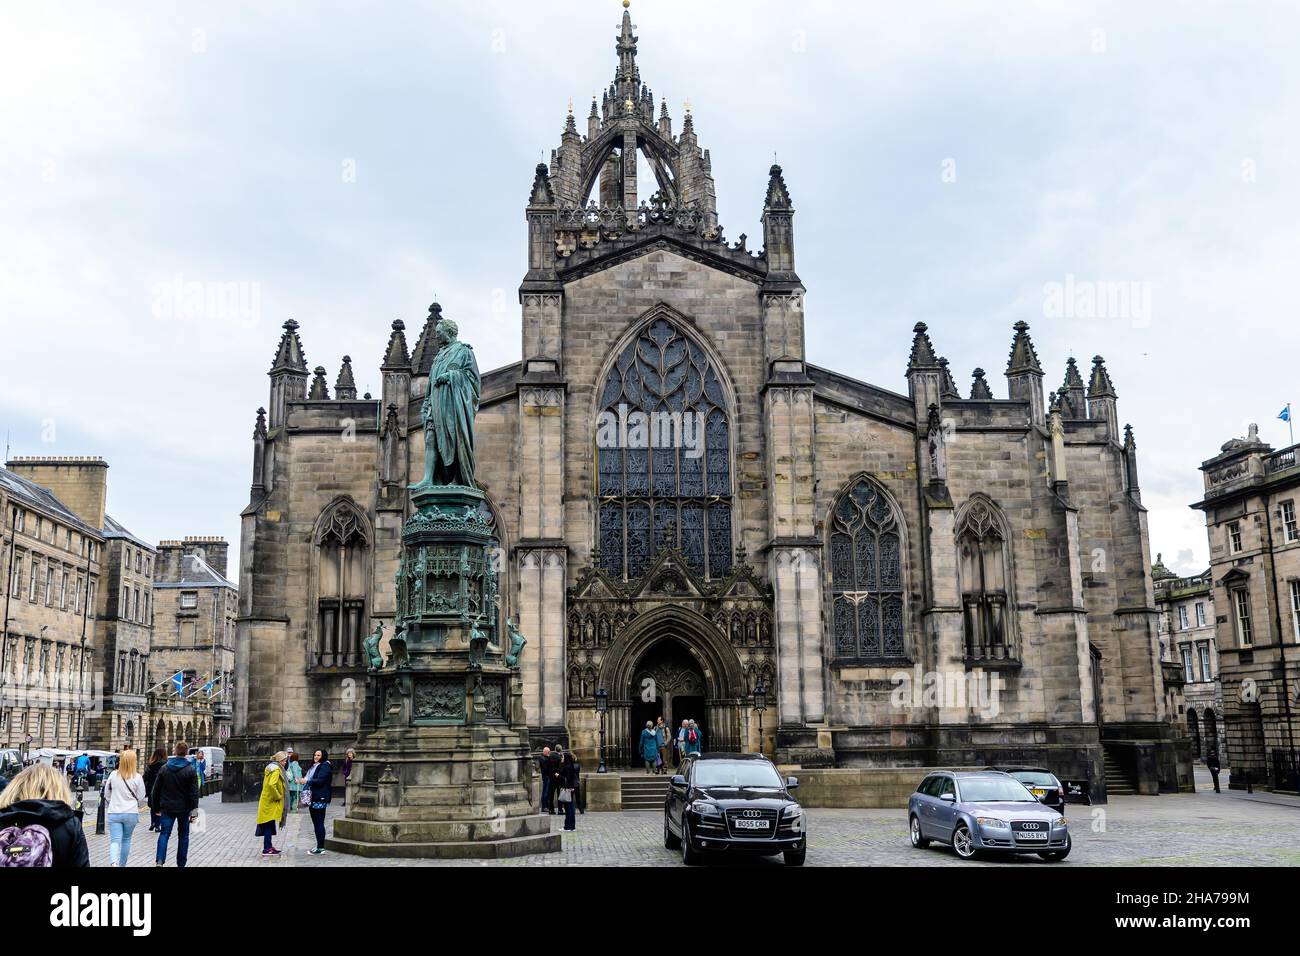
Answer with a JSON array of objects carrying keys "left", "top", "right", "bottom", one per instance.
[
  {"left": 1206, "top": 750, "right": 1222, "bottom": 793},
  {"left": 151, "top": 741, "right": 199, "bottom": 867}
]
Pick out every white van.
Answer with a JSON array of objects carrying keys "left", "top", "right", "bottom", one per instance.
[{"left": 188, "top": 746, "right": 225, "bottom": 778}]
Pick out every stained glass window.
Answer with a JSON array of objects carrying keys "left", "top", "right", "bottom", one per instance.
[
  {"left": 596, "top": 317, "right": 733, "bottom": 580},
  {"left": 830, "top": 477, "right": 905, "bottom": 658}
]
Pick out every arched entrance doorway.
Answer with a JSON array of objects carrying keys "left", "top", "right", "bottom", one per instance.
[
  {"left": 1204, "top": 709, "right": 1220, "bottom": 758},
  {"left": 598, "top": 606, "right": 746, "bottom": 767},
  {"left": 628, "top": 639, "right": 707, "bottom": 761}
]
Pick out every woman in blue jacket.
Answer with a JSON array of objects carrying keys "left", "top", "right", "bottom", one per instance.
[
  {"left": 303, "top": 749, "right": 333, "bottom": 855},
  {"left": 639, "top": 721, "right": 659, "bottom": 774}
]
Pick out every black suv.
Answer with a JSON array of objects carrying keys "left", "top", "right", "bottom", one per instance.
[
  {"left": 985, "top": 766, "right": 1066, "bottom": 813},
  {"left": 664, "top": 753, "right": 805, "bottom": 866}
]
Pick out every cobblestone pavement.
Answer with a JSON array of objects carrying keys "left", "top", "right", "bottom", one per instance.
[{"left": 83, "top": 783, "right": 1300, "bottom": 868}]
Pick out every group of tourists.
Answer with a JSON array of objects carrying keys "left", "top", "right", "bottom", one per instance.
[
  {"left": 0, "top": 741, "right": 200, "bottom": 868},
  {"left": 254, "top": 747, "right": 351, "bottom": 856},
  {"left": 536, "top": 745, "right": 584, "bottom": 832},
  {"left": 640, "top": 717, "right": 704, "bottom": 773}
]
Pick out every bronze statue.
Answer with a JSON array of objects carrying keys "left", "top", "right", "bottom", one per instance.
[
  {"left": 387, "top": 623, "right": 410, "bottom": 670},
  {"left": 468, "top": 615, "right": 489, "bottom": 670},
  {"left": 363, "top": 622, "right": 385, "bottom": 671},
  {"left": 411, "top": 316, "right": 480, "bottom": 489},
  {"left": 505, "top": 617, "right": 527, "bottom": 668}
]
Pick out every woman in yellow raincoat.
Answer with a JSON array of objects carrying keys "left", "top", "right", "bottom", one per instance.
[{"left": 255, "top": 751, "right": 288, "bottom": 856}]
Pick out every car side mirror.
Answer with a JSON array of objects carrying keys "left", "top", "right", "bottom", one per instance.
[
  {"left": 785, "top": 776, "right": 799, "bottom": 789},
  {"left": 939, "top": 792, "right": 956, "bottom": 803},
  {"left": 670, "top": 775, "right": 687, "bottom": 787}
]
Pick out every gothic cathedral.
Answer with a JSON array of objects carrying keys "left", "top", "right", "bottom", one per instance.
[{"left": 229, "top": 7, "right": 1188, "bottom": 800}]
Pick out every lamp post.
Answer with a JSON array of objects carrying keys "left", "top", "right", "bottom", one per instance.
[
  {"left": 595, "top": 686, "right": 608, "bottom": 774},
  {"left": 753, "top": 678, "right": 767, "bottom": 755}
]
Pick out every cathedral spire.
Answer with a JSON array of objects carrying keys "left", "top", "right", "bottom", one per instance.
[
  {"left": 334, "top": 355, "right": 357, "bottom": 400},
  {"left": 938, "top": 357, "right": 960, "bottom": 399},
  {"left": 269, "top": 319, "right": 307, "bottom": 372},
  {"left": 382, "top": 319, "right": 411, "bottom": 369},
  {"left": 1087, "top": 355, "right": 1116, "bottom": 398},
  {"left": 308, "top": 366, "right": 330, "bottom": 400},
  {"left": 411, "top": 302, "right": 445, "bottom": 376},
  {"left": 1005, "top": 320, "right": 1043, "bottom": 375},
  {"left": 1060, "top": 357, "right": 1086, "bottom": 418},
  {"left": 1005, "top": 321, "right": 1045, "bottom": 426},
  {"left": 970, "top": 368, "right": 993, "bottom": 400},
  {"left": 615, "top": 1, "right": 639, "bottom": 99},
  {"left": 1087, "top": 356, "right": 1119, "bottom": 439},
  {"left": 906, "top": 322, "right": 941, "bottom": 372}
]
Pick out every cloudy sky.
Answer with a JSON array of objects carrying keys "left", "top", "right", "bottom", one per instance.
[{"left": 2, "top": 0, "right": 1297, "bottom": 577}]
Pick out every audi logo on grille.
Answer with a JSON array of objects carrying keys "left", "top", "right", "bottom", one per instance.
[
  {"left": 741, "top": 810, "right": 762, "bottom": 818},
  {"left": 1021, "top": 822, "right": 1041, "bottom": 830}
]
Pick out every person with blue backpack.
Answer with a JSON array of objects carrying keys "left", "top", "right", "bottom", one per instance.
[{"left": 0, "top": 763, "right": 89, "bottom": 868}]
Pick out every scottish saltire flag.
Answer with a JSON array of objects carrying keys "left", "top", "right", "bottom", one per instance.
[
  {"left": 171, "top": 671, "right": 184, "bottom": 694},
  {"left": 1280, "top": 405, "right": 1291, "bottom": 422}
]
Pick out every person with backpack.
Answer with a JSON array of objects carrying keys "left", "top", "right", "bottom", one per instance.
[
  {"left": 151, "top": 741, "right": 199, "bottom": 867},
  {"left": 255, "top": 751, "right": 288, "bottom": 856},
  {"left": 302, "top": 749, "right": 333, "bottom": 855},
  {"left": 684, "top": 719, "right": 702, "bottom": 756},
  {"left": 104, "top": 748, "right": 149, "bottom": 866},
  {"left": 142, "top": 748, "right": 167, "bottom": 832},
  {"left": 0, "top": 762, "right": 90, "bottom": 868}
]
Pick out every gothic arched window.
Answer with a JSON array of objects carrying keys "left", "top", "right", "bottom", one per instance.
[
  {"left": 596, "top": 316, "right": 733, "bottom": 580},
  {"left": 956, "top": 496, "right": 1015, "bottom": 660},
  {"left": 829, "top": 477, "right": 906, "bottom": 659},
  {"left": 314, "top": 499, "right": 370, "bottom": 668}
]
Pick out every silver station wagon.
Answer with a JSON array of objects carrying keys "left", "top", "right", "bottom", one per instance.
[{"left": 908, "top": 770, "right": 1071, "bottom": 861}]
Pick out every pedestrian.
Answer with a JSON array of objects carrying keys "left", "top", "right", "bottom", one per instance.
[
  {"left": 151, "top": 741, "right": 200, "bottom": 868},
  {"left": 537, "top": 746, "right": 555, "bottom": 814},
  {"left": 303, "top": 749, "right": 333, "bottom": 855},
  {"left": 640, "top": 721, "right": 659, "bottom": 774},
  {"left": 103, "top": 748, "right": 148, "bottom": 867},
  {"left": 142, "top": 748, "right": 167, "bottom": 831},
  {"left": 557, "top": 751, "right": 580, "bottom": 832},
  {"left": 654, "top": 716, "right": 671, "bottom": 774},
  {"left": 0, "top": 763, "right": 90, "bottom": 867},
  {"left": 255, "top": 751, "right": 288, "bottom": 856},
  {"left": 193, "top": 750, "right": 207, "bottom": 790},
  {"left": 684, "top": 719, "right": 702, "bottom": 756},
  {"left": 1207, "top": 750, "right": 1222, "bottom": 793},
  {"left": 285, "top": 749, "right": 304, "bottom": 812},
  {"left": 677, "top": 720, "right": 689, "bottom": 763}
]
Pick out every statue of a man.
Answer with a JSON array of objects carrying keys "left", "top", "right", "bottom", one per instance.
[{"left": 412, "top": 316, "right": 480, "bottom": 489}]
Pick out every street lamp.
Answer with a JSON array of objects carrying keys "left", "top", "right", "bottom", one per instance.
[
  {"left": 752, "top": 678, "right": 767, "bottom": 755},
  {"left": 595, "top": 686, "right": 608, "bottom": 774}
]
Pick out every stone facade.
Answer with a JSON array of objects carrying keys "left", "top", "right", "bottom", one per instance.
[
  {"left": 229, "top": 7, "right": 1189, "bottom": 800},
  {"left": 1152, "top": 557, "right": 1222, "bottom": 761},
  {"left": 1192, "top": 426, "right": 1300, "bottom": 790},
  {"left": 146, "top": 538, "right": 237, "bottom": 751},
  {"left": 1, "top": 459, "right": 236, "bottom": 756}
]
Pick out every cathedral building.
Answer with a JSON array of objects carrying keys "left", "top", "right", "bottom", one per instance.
[{"left": 228, "top": 6, "right": 1188, "bottom": 800}]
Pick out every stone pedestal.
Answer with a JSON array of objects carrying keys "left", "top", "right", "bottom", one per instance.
[{"left": 327, "top": 483, "right": 559, "bottom": 858}]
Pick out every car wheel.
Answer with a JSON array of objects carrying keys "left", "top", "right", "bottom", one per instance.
[
  {"left": 952, "top": 824, "right": 977, "bottom": 860},
  {"left": 680, "top": 818, "right": 701, "bottom": 866},
  {"left": 909, "top": 815, "right": 930, "bottom": 849},
  {"left": 1039, "top": 834, "right": 1071, "bottom": 862},
  {"left": 783, "top": 847, "right": 806, "bottom": 866},
  {"left": 664, "top": 811, "right": 680, "bottom": 850}
]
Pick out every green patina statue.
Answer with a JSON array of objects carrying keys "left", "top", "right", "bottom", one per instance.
[
  {"left": 363, "top": 621, "right": 385, "bottom": 671},
  {"left": 411, "top": 317, "right": 480, "bottom": 490},
  {"left": 505, "top": 617, "right": 527, "bottom": 668}
]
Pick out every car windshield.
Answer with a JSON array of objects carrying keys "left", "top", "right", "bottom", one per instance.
[
  {"left": 1010, "top": 771, "right": 1056, "bottom": 786},
  {"left": 957, "top": 777, "right": 1036, "bottom": 802},
  {"left": 694, "top": 761, "right": 784, "bottom": 789}
]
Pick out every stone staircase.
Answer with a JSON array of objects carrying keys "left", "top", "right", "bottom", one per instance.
[
  {"left": 620, "top": 773, "right": 671, "bottom": 811},
  {"left": 1103, "top": 748, "right": 1136, "bottom": 796}
]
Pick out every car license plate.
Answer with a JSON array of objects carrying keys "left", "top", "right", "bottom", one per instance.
[
  {"left": 1016, "top": 830, "right": 1048, "bottom": 841},
  {"left": 1031, "top": 788, "right": 1046, "bottom": 797},
  {"left": 735, "top": 819, "right": 769, "bottom": 830}
]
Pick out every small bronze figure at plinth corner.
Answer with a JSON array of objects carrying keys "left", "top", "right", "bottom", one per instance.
[{"left": 328, "top": 309, "right": 558, "bottom": 860}]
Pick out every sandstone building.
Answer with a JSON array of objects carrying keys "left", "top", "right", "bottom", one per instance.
[
  {"left": 229, "top": 6, "right": 1188, "bottom": 799},
  {"left": 1192, "top": 426, "right": 1300, "bottom": 791},
  {"left": 1152, "top": 556, "right": 1222, "bottom": 761}
]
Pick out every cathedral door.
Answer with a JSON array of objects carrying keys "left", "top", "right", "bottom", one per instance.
[{"left": 628, "top": 638, "right": 706, "bottom": 765}]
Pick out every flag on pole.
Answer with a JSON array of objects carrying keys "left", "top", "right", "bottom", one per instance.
[
  {"left": 1280, "top": 405, "right": 1291, "bottom": 422},
  {"left": 171, "top": 671, "right": 184, "bottom": 695}
]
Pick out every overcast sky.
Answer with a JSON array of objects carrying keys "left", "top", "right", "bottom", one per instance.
[{"left": 3, "top": 0, "right": 1298, "bottom": 579}]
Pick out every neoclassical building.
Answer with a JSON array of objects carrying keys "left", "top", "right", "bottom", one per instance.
[{"left": 229, "top": 6, "right": 1188, "bottom": 799}]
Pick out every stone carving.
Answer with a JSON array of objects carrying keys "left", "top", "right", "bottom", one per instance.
[
  {"left": 386, "top": 624, "right": 410, "bottom": 670},
  {"left": 411, "top": 317, "right": 480, "bottom": 490}
]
